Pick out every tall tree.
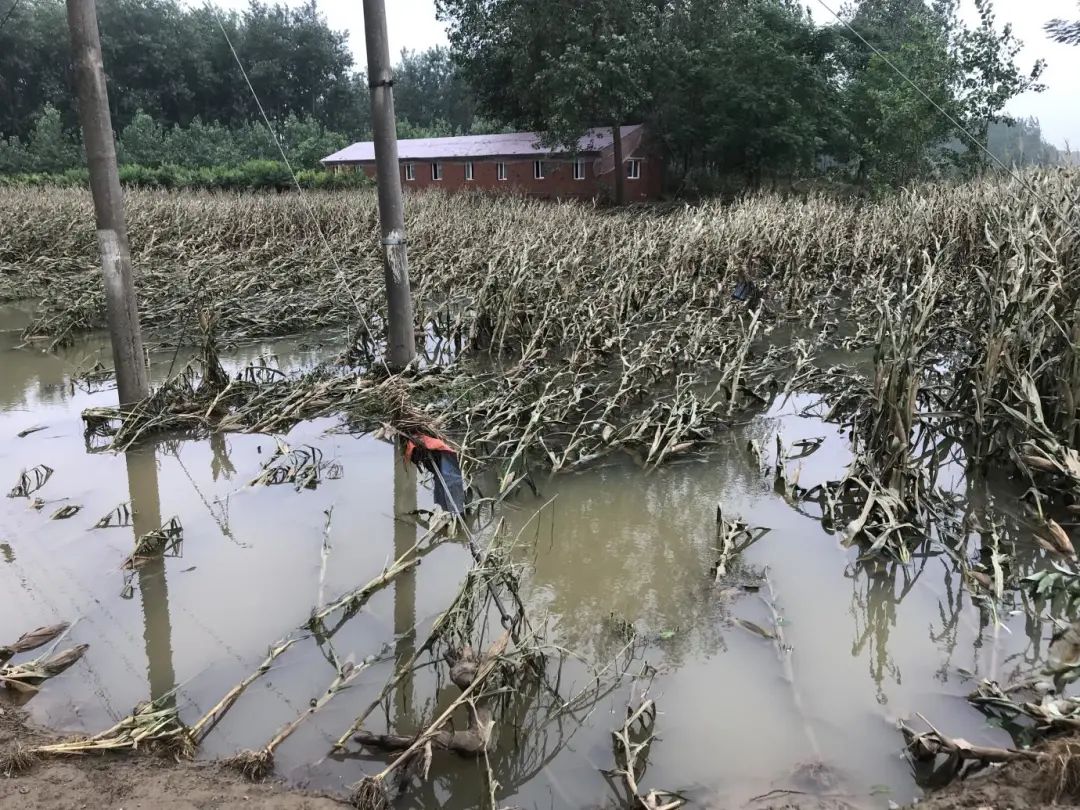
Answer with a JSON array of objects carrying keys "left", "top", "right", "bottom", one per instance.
[
  {"left": 393, "top": 46, "right": 474, "bottom": 134},
  {"left": 833, "top": 0, "right": 1043, "bottom": 187},
  {"left": 437, "top": 0, "right": 658, "bottom": 202},
  {"left": 652, "top": 0, "right": 839, "bottom": 187},
  {"left": 0, "top": 0, "right": 360, "bottom": 138}
]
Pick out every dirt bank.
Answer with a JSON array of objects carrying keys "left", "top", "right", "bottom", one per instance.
[
  {"left": 0, "top": 706, "right": 346, "bottom": 809},
  {"left": 909, "top": 738, "right": 1080, "bottom": 810}
]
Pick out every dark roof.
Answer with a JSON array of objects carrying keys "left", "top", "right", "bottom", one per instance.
[{"left": 322, "top": 125, "right": 643, "bottom": 164}]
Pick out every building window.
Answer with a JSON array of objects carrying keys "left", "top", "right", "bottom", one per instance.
[
  {"left": 465, "top": 161, "right": 474, "bottom": 181},
  {"left": 533, "top": 160, "right": 545, "bottom": 180},
  {"left": 432, "top": 162, "right": 443, "bottom": 181},
  {"left": 627, "top": 159, "right": 641, "bottom": 180},
  {"left": 573, "top": 159, "right": 585, "bottom": 180},
  {"left": 404, "top": 163, "right": 415, "bottom": 181},
  {"left": 497, "top": 162, "right": 507, "bottom": 180}
]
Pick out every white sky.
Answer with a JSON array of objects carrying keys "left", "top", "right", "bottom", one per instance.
[{"left": 202, "top": 0, "right": 1079, "bottom": 148}]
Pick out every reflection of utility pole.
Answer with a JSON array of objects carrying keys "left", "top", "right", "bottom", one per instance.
[
  {"left": 392, "top": 441, "right": 417, "bottom": 731},
  {"left": 125, "top": 448, "right": 176, "bottom": 702}
]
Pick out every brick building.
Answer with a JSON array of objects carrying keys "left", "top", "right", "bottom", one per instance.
[{"left": 321, "top": 124, "right": 662, "bottom": 201}]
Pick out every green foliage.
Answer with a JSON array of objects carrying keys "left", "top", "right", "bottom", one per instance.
[
  {"left": 438, "top": 0, "right": 1049, "bottom": 190},
  {"left": 438, "top": 0, "right": 655, "bottom": 150},
  {"left": 0, "top": 0, "right": 356, "bottom": 139},
  {"left": 1045, "top": 3, "right": 1080, "bottom": 45},
  {"left": 653, "top": 0, "right": 839, "bottom": 185},
  {"left": 2, "top": 109, "right": 350, "bottom": 177},
  {"left": 0, "top": 161, "right": 370, "bottom": 192},
  {"left": 394, "top": 47, "right": 475, "bottom": 134},
  {"left": 832, "top": 0, "right": 1044, "bottom": 187},
  {"left": 0, "top": 0, "right": 1060, "bottom": 192},
  {"left": 19, "top": 105, "right": 83, "bottom": 174}
]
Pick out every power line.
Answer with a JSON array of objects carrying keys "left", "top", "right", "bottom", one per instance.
[
  {"left": 811, "top": 0, "right": 1079, "bottom": 239},
  {"left": 213, "top": 13, "right": 387, "bottom": 371}
]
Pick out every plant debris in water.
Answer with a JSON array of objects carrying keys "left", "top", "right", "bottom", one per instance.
[{"left": 4, "top": 170, "right": 1080, "bottom": 800}]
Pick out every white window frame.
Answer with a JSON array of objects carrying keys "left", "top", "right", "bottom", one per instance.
[
  {"left": 627, "top": 159, "right": 641, "bottom": 180},
  {"left": 573, "top": 159, "right": 585, "bottom": 180},
  {"left": 431, "top": 162, "right": 443, "bottom": 181},
  {"left": 465, "top": 161, "right": 474, "bottom": 181},
  {"left": 533, "top": 160, "right": 545, "bottom": 180},
  {"left": 497, "top": 162, "right": 507, "bottom": 180},
  {"left": 404, "top": 163, "right": 415, "bottom": 181}
]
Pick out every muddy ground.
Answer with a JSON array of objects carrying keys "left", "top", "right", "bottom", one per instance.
[
  {"left": 910, "top": 762, "right": 1062, "bottom": 810},
  {"left": 0, "top": 706, "right": 345, "bottom": 809},
  {"left": 4, "top": 704, "right": 1073, "bottom": 810}
]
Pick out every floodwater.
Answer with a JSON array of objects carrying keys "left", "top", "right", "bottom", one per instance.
[{"left": 0, "top": 301, "right": 1062, "bottom": 808}]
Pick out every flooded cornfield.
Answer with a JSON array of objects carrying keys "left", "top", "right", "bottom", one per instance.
[{"left": 2, "top": 174, "right": 1080, "bottom": 809}]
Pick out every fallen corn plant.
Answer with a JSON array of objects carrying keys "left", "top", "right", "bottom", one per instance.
[
  {"left": 228, "top": 643, "right": 391, "bottom": 781},
  {"left": 0, "top": 622, "right": 69, "bottom": 666},
  {"left": 249, "top": 439, "right": 342, "bottom": 490},
  {"left": 121, "top": 516, "right": 183, "bottom": 570},
  {"left": 711, "top": 504, "right": 769, "bottom": 581},
  {"left": 0, "top": 643, "right": 89, "bottom": 695}
]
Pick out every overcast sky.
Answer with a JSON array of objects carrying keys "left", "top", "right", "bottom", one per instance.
[{"left": 203, "top": 0, "right": 1079, "bottom": 148}]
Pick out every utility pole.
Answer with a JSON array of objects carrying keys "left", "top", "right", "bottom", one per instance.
[
  {"left": 362, "top": 0, "right": 416, "bottom": 371},
  {"left": 611, "top": 123, "right": 625, "bottom": 206},
  {"left": 67, "top": 0, "right": 149, "bottom": 405}
]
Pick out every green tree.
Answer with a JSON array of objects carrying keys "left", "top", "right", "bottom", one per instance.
[
  {"left": 652, "top": 0, "right": 840, "bottom": 187},
  {"left": 437, "top": 0, "right": 658, "bottom": 202},
  {"left": 986, "top": 117, "right": 1060, "bottom": 167},
  {"left": 25, "top": 104, "right": 81, "bottom": 173},
  {"left": 117, "top": 111, "right": 168, "bottom": 167},
  {"left": 834, "top": 0, "right": 1043, "bottom": 187},
  {"left": 0, "top": 0, "right": 71, "bottom": 139},
  {"left": 1046, "top": 3, "right": 1080, "bottom": 44},
  {"left": 0, "top": 0, "right": 363, "bottom": 140},
  {"left": 394, "top": 46, "right": 475, "bottom": 134},
  {"left": 0, "top": 136, "right": 30, "bottom": 175},
  {"left": 280, "top": 114, "right": 347, "bottom": 168}
]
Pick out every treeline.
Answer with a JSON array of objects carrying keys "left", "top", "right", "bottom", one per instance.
[
  {"left": 0, "top": 0, "right": 485, "bottom": 181},
  {"left": 439, "top": 0, "right": 1061, "bottom": 189},
  {"left": 0, "top": 0, "right": 1068, "bottom": 192}
]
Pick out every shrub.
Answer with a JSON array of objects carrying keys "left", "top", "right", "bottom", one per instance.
[{"left": 1, "top": 162, "right": 370, "bottom": 192}]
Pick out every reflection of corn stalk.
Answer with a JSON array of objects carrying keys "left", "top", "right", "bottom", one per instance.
[
  {"left": 713, "top": 504, "right": 769, "bottom": 580},
  {"left": 71, "top": 361, "right": 115, "bottom": 394},
  {"left": 249, "top": 440, "right": 342, "bottom": 491},
  {"left": 7, "top": 464, "right": 54, "bottom": 498},
  {"left": 121, "top": 517, "right": 183, "bottom": 570},
  {"left": 94, "top": 502, "right": 133, "bottom": 528}
]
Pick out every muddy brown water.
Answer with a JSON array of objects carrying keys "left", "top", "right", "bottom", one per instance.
[{"left": 0, "top": 301, "right": 1062, "bottom": 808}]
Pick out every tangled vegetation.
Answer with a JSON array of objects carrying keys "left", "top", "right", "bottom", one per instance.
[
  {"left": 3, "top": 174, "right": 1079, "bottom": 506},
  {"left": 4, "top": 171, "right": 1080, "bottom": 802}
]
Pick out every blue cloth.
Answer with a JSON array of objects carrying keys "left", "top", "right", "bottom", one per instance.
[{"left": 434, "top": 453, "right": 466, "bottom": 514}]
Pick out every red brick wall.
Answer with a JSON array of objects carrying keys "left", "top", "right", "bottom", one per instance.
[{"left": 348, "top": 152, "right": 662, "bottom": 201}]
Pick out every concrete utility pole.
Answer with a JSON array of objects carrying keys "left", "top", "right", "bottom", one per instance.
[
  {"left": 67, "top": 0, "right": 149, "bottom": 406},
  {"left": 611, "top": 123, "right": 625, "bottom": 206},
  {"left": 362, "top": 0, "right": 416, "bottom": 371}
]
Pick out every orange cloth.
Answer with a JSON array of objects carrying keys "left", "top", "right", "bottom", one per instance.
[{"left": 404, "top": 433, "right": 454, "bottom": 464}]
